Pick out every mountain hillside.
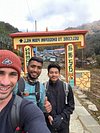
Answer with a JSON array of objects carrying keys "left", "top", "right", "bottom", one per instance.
[
  {"left": 77, "top": 20, "right": 100, "bottom": 34},
  {"left": 66, "top": 20, "right": 100, "bottom": 58},
  {"left": 0, "top": 21, "right": 18, "bottom": 34},
  {"left": 66, "top": 20, "right": 100, "bottom": 34},
  {"left": 0, "top": 20, "right": 100, "bottom": 59},
  {"left": 0, "top": 21, "right": 19, "bottom": 49}
]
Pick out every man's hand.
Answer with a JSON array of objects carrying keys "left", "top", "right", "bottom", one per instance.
[
  {"left": 48, "top": 115, "right": 53, "bottom": 125},
  {"left": 44, "top": 97, "right": 52, "bottom": 113},
  {"left": 52, "top": 115, "right": 63, "bottom": 129}
]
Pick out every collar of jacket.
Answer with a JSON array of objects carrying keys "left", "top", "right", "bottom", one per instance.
[
  {"left": 26, "top": 74, "right": 39, "bottom": 85},
  {"left": 49, "top": 79, "right": 60, "bottom": 86}
]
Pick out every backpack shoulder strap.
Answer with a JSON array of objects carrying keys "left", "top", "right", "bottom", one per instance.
[
  {"left": 43, "top": 81, "right": 49, "bottom": 92},
  {"left": 11, "top": 95, "right": 23, "bottom": 131},
  {"left": 17, "top": 77, "right": 25, "bottom": 96},
  {"left": 63, "top": 81, "right": 69, "bottom": 93},
  {"left": 62, "top": 81, "right": 69, "bottom": 104},
  {"left": 35, "top": 81, "right": 40, "bottom": 106}
]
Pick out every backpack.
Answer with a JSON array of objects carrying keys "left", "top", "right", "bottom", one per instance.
[
  {"left": 11, "top": 95, "right": 24, "bottom": 133},
  {"left": 10, "top": 78, "right": 40, "bottom": 132},
  {"left": 17, "top": 77, "right": 40, "bottom": 106},
  {"left": 44, "top": 81, "right": 69, "bottom": 104}
]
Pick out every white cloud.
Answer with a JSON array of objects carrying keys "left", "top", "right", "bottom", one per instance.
[{"left": 0, "top": 0, "right": 100, "bottom": 31}]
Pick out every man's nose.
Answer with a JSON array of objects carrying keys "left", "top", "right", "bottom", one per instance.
[
  {"left": 34, "top": 67, "right": 38, "bottom": 71},
  {"left": 1, "top": 75, "right": 10, "bottom": 85}
]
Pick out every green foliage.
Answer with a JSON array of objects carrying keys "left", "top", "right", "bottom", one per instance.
[{"left": 0, "top": 21, "right": 19, "bottom": 50}]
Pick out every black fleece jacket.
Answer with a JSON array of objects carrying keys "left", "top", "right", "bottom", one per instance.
[{"left": 46, "top": 79, "right": 75, "bottom": 120}]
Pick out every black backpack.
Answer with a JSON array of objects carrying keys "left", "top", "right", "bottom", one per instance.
[
  {"left": 17, "top": 77, "right": 40, "bottom": 106},
  {"left": 11, "top": 95, "right": 23, "bottom": 133},
  {"left": 10, "top": 78, "right": 41, "bottom": 132}
]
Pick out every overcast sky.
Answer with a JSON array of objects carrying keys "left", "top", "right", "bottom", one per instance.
[{"left": 0, "top": 0, "right": 100, "bottom": 32}]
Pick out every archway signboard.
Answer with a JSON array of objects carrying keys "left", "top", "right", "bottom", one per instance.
[{"left": 10, "top": 30, "right": 88, "bottom": 87}]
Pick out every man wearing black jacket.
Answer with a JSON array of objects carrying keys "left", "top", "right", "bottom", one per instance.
[{"left": 45, "top": 63, "right": 75, "bottom": 133}]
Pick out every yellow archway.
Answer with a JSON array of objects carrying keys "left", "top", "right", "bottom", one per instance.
[{"left": 9, "top": 30, "right": 88, "bottom": 87}]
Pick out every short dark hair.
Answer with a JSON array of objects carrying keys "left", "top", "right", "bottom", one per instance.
[
  {"left": 28, "top": 56, "right": 43, "bottom": 65},
  {"left": 48, "top": 63, "right": 61, "bottom": 73}
]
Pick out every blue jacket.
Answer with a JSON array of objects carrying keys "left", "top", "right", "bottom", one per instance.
[{"left": 14, "top": 78, "right": 45, "bottom": 111}]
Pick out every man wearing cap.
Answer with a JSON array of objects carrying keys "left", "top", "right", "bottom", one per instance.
[{"left": 0, "top": 50, "right": 51, "bottom": 133}]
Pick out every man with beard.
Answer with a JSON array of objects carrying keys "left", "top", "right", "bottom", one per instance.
[{"left": 14, "top": 56, "right": 51, "bottom": 113}]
